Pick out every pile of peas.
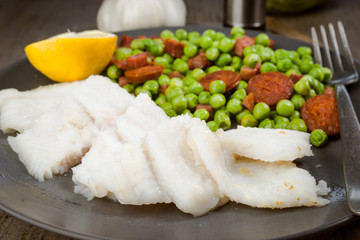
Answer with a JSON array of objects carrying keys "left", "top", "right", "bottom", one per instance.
[{"left": 105, "top": 27, "right": 332, "bottom": 146}]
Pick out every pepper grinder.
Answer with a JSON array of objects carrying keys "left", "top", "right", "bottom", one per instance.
[{"left": 224, "top": 0, "right": 266, "bottom": 30}]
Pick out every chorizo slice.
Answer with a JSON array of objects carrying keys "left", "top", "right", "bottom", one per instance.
[
  {"left": 164, "top": 38, "right": 185, "bottom": 58},
  {"left": 289, "top": 73, "right": 303, "bottom": 84},
  {"left": 301, "top": 94, "right": 340, "bottom": 136},
  {"left": 124, "top": 65, "right": 165, "bottom": 84},
  {"left": 239, "top": 62, "right": 261, "bottom": 81},
  {"left": 247, "top": 72, "right": 294, "bottom": 108},
  {"left": 188, "top": 52, "right": 212, "bottom": 70},
  {"left": 168, "top": 71, "right": 184, "bottom": 79},
  {"left": 233, "top": 35, "right": 255, "bottom": 57},
  {"left": 126, "top": 52, "right": 148, "bottom": 69},
  {"left": 242, "top": 92, "right": 255, "bottom": 112},
  {"left": 111, "top": 58, "right": 130, "bottom": 70},
  {"left": 199, "top": 70, "right": 240, "bottom": 92},
  {"left": 119, "top": 35, "right": 134, "bottom": 48}
]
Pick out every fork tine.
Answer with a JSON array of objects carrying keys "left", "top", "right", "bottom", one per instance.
[
  {"left": 311, "top": 27, "right": 322, "bottom": 65},
  {"left": 320, "top": 25, "right": 334, "bottom": 71},
  {"left": 338, "top": 21, "right": 356, "bottom": 72},
  {"left": 328, "top": 23, "right": 344, "bottom": 72}
]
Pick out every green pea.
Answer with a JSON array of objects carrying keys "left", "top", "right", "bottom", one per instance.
[
  {"left": 290, "top": 118, "right": 307, "bottom": 132},
  {"left": 214, "top": 32, "right": 226, "bottom": 41},
  {"left": 207, "top": 121, "right": 219, "bottom": 132},
  {"left": 198, "top": 91, "right": 211, "bottom": 104},
  {"left": 171, "top": 95, "right": 188, "bottom": 114},
  {"left": 237, "top": 80, "right": 248, "bottom": 89},
  {"left": 259, "top": 47, "right": 274, "bottom": 62},
  {"left": 270, "top": 110, "right": 278, "bottom": 119},
  {"left": 168, "top": 77, "right": 183, "bottom": 89},
  {"left": 274, "top": 49, "right": 289, "bottom": 62},
  {"left": 223, "top": 66, "right": 236, "bottom": 71},
  {"left": 134, "top": 86, "right": 144, "bottom": 96},
  {"left": 294, "top": 77, "right": 311, "bottom": 96},
  {"left": 188, "top": 32, "right": 201, "bottom": 45},
  {"left": 231, "top": 56, "right": 242, "bottom": 71},
  {"left": 288, "top": 50, "right": 301, "bottom": 64},
  {"left": 185, "top": 93, "right": 198, "bottom": 109},
  {"left": 143, "top": 80, "right": 159, "bottom": 95},
  {"left": 209, "top": 93, "right": 226, "bottom": 109},
  {"left": 274, "top": 121, "right": 291, "bottom": 130},
  {"left": 190, "top": 68, "right": 206, "bottom": 81},
  {"left": 241, "top": 114, "right": 258, "bottom": 127},
  {"left": 276, "top": 99, "right": 294, "bottom": 117},
  {"left": 205, "top": 47, "right": 220, "bottom": 61},
  {"left": 200, "top": 35, "right": 213, "bottom": 49},
  {"left": 193, "top": 108, "right": 210, "bottom": 121},
  {"left": 309, "top": 67, "right": 325, "bottom": 82},
  {"left": 309, "top": 89, "right": 317, "bottom": 98},
  {"left": 154, "top": 57, "right": 170, "bottom": 68},
  {"left": 211, "top": 40, "right": 220, "bottom": 49},
  {"left": 206, "top": 65, "right": 221, "bottom": 73},
  {"left": 162, "top": 102, "right": 177, "bottom": 117},
  {"left": 297, "top": 46, "right": 312, "bottom": 57},
  {"left": 230, "top": 88, "right": 247, "bottom": 100},
  {"left": 299, "top": 59, "right": 314, "bottom": 74},
  {"left": 277, "top": 58, "right": 293, "bottom": 72},
  {"left": 183, "top": 44, "right": 198, "bottom": 58},
  {"left": 214, "top": 111, "right": 231, "bottom": 130},
  {"left": 158, "top": 74, "right": 171, "bottom": 86},
  {"left": 183, "top": 76, "right": 196, "bottom": 87},
  {"left": 202, "top": 29, "right": 216, "bottom": 39},
  {"left": 274, "top": 115, "right": 290, "bottom": 124},
  {"left": 165, "top": 87, "right": 184, "bottom": 102},
  {"left": 175, "top": 29, "right": 187, "bottom": 40},
  {"left": 181, "top": 109, "right": 193, "bottom": 117},
  {"left": 289, "top": 110, "right": 301, "bottom": 121},
  {"left": 107, "top": 65, "right": 120, "bottom": 80},
  {"left": 219, "top": 37, "right": 234, "bottom": 53},
  {"left": 130, "top": 39, "right": 145, "bottom": 50},
  {"left": 149, "top": 44, "right": 164, "bottom": 56},
  {"left": 230, "top": 26, "right": 245, "bottom": 37},
  {"left": 310, "top": 129, "right": 328, "bottom": 147},
  {"left": 163, "top": 53, "right": 174, "bottom": 64},
  {"left": 188, "top": 82, "right": 204, "bottom": 95},
  {"left": 172, "top": 59, "right": 189, "bottom": 74},
  {"left": 253, "top": 102, "right": 271, "bottom": 121},
  {"left": 122, "top": 83, "right": 135, "bottom": 93},
  {"left": 236, "top": 109, "right": 252, "bottom": 124},
  {"left": 255, "top": 33, "right": 270, "bottom": 46},
  {"left": 310, "top": 78, "right": 325, "bottom": 95},
  {"left": 322, "top": 67, "right": 333, "bottom": 84},
  {"left": 160, "top": 29, "right": 174, "bottom": 40},
  {"left": 243, "top": 53, "right": 261, "bottom": 68},
  {"left": 209, "top": 80, "right": 226, "bottom": 94},
  {"left": 260, "top": 62, "right": 277, "bottom": 73},
  {"left": 226, "top": 98, "right": 243, "bottom": 115},
  {"left": 243, "top": 46, "right": 257, "bottom": 57},
  {"left": 285, "top": 68, "right": 301, "bottom": 77},
  {"left": 258, "top": 118, "right": 275, "bottom": 128},
  {"left": 291, "top": 94, "right": 306, "bottom": 110},
  {"left": 216, "top": 53, "right": 232, "bottom": 67},
  {"left": 131, "top": 49, "right": 143, "bottom": 56},
  {"left": 115, "top": 47, "right": 132, "bottom": 60},
  {"left": 155, "top": 94, "right": 167, "bottom": 107}
]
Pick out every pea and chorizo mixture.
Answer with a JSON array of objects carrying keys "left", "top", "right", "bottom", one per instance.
[{"left": 104, "top": 27, "right": 339, "bottom": 147}]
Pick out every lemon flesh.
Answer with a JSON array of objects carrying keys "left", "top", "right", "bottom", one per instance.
[{"left": 25, "top": 30, "right": 117, "bottom": 82}]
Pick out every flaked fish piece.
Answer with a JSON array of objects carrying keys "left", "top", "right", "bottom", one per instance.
[
  {"left": 72, "top": 130, "right": 171, "bottom": 205},
  {"left": 188, "top": 119, "right": 329, "bottom": 209},
  {"left": 116, "top": 93, "right": 169, "bottom": 145},
  {"left": 8, "top": 95, "right": 97, "bottom": 181},
  {"left": 145, "top": 115, "right": 225, "bottom": 216},
  {"left": 216, "top": 126, "right": 313, "bottom": 162}
]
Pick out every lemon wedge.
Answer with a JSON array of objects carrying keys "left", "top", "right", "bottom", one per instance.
[{"left": 25, "top": 30, "right": 117, "bottom": 82}]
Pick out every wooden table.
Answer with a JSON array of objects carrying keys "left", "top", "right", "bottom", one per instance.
[{"left": 1, "top": 0, "right": 360, "bottom": 239}]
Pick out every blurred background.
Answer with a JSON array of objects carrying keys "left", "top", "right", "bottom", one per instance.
[
  {"left": 1, "top": 0, "right": 360, "bottom": 70},
  {"left": 0, "top": 0, "right": 360, "bottom": 239}
]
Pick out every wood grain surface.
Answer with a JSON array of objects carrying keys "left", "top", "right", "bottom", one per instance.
[{"left": 0, "top": 0, "right": 360, "bottom": 239}]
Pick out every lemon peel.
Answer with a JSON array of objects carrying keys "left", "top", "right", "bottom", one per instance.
[{"left": 25, "top": 30, "right": 117, "bottom": 82}]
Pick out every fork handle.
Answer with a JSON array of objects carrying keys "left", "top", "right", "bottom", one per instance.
[{"left": 336, "top": 83, "right": 360, "bottom": 216}]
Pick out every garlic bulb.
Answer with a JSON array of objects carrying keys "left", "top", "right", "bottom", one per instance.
[{"left": 97, "top": 0, "right": 187, "bottom": 33}]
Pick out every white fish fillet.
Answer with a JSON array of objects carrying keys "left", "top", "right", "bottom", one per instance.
[
  {"left": 145, "top": 115, "right": 225, "bottom": 216},
  {"left": 188, "top": 119, "right": 330, "bottom": 209},
  {"left": 72, "top": 130, "right": 171, "bottom": 205},
  {"left": 8, "top": 95, "right": 97, "bottom": 181},
  {"left": 216, "top": 126, "right": 313, "bottom": 162}
]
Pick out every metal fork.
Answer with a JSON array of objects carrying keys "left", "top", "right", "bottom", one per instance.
[{"left": 311, "top": 21, "right": 360, "bottom": 216}]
